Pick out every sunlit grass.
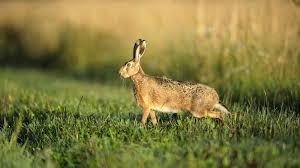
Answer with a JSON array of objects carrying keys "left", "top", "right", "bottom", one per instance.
[{"left": 0, "top": 68, "right": 299, "bottom": 167}]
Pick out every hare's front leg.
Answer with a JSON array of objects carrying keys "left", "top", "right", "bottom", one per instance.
[
  {"left": 141, "top": 107, "right": 151, "bottom": 125},
  {"left": 150, "top": 110, "right": 157, "bottom": 125},
  {"left": 141, "top": 107, "right": 157, "bottom": 125}
]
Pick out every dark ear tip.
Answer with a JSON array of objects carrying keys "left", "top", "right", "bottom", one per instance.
[{"left": 135, "top": 38, "right": 146, "bottom": 45}]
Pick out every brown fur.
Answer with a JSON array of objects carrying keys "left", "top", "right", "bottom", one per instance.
[{"left": 119, "top": 39, "right": 228, "bottom": 125}]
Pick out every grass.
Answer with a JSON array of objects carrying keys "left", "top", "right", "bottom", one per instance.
[{"left": 0, "top": 68, "right": 299, "bottom": 168}]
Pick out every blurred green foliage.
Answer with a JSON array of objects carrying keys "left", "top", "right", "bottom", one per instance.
[
  {"left": 0, "top": 25, "right": 124, "bottom": 80},
  {"left": 293, "top": 0, "right": 300, "bottom": 6}
]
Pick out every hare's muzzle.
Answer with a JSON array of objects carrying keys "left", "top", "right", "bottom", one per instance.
[{"left": 118, "top": 67, "right": 126, "bottom": 78}]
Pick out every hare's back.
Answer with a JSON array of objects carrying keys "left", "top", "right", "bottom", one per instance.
[
  {"left": 141, "top": 76, "right": 219, "bottom": 113},
  {"left": 159, "top": 76, "right": 219, "bottom": 101},
  {"left": 152, "top": 76, "right": 215, "bottom": 94}
]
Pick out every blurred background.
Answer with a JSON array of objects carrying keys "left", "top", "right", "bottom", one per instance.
[{"left": 0, "top": 0, "right": 299, "bottom": 110}]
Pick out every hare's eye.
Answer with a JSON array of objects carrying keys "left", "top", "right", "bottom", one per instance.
[{"left": 126, "top": 63, "right": 132, "bottom": 67}]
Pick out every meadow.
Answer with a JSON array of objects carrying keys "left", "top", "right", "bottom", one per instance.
[
  {"left": 0, "top": 0, "right": 300, "bottom": 167},
  {"left": 0, "top": 68, "right": 299, "bottom": 168}
]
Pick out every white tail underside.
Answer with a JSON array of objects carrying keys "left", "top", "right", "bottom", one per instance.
[{"left": 214, "top": 103, "right": 230, "bottom": 114}]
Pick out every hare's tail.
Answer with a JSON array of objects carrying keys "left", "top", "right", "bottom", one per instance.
[{"left": 214, "top": 103, "right": 230, "bottom": 114}]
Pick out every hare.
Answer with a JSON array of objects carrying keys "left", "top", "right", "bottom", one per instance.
[{"left": 119, "top": 39, "right": 230, "bottom": 125}]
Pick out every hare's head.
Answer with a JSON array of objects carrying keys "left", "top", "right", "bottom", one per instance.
[{"left": 119, "top": 39, "right": 146, "bottom": 78}]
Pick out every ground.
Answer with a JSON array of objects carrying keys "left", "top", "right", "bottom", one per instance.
[{"left": 0, "top": 68, "right": 299, "bottom": 168}]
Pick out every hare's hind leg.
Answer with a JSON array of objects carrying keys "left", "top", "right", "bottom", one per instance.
[
  {"left": 191, "top": 110, "right": 224, "bottom": 120},
  {"left": 190, "top": 96, "right": 223, "bottom": 120},
  {"left": 205, "top": 111, "right": 224, "bottom": 120},
  {"left": 191, "top": 110, "right": 206, "bottom": 118}
]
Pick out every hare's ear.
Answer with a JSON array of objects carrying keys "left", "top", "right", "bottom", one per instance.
[{"left": 133, "top": 39, "right": 146, "bottom": 62}]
